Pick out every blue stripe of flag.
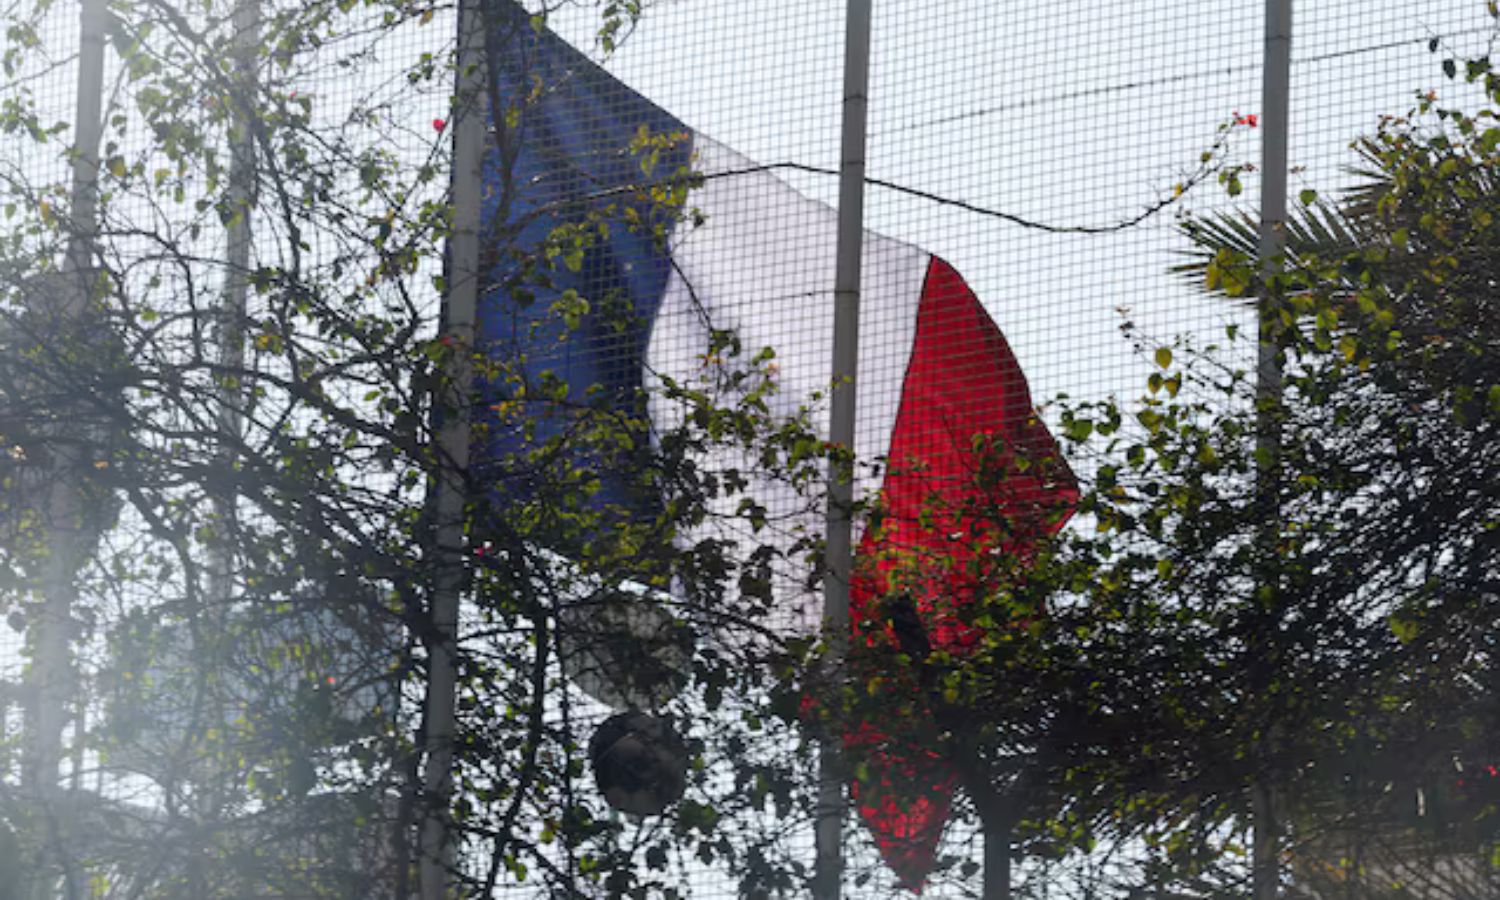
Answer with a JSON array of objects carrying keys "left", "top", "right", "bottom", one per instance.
[{"left": 475, "top": 4, "right": 693, "bottom": 514}]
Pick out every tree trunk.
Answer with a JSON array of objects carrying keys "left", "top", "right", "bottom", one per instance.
[
  {"left": 960, "top": 761, "right": 1016, "bottom": 900},
  {"left": 981, "top": 807, "right": 1012, "bottom": 900},
  {"left": 1253, "top": 780, "right": 1279, "bottom": 900}
]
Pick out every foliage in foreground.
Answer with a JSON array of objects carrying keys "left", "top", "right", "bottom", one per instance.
[
  {"left": 827, "top": 45, "right": 1499, "bottom": 899},
  {"left": 0, "top": 1, "right": 826, "bottom": 897}
]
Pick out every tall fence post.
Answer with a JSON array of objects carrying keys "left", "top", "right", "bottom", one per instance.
[
  {"left": 418, "top": 0, "right": 485, "bottom": 895},
  {"left": 212, "top": 0, "right": 260, "bottom": 599},
  {"left": 816, "top": 0, "right": 874, "bottom": 897},
  {"left": 1253, "top": 1, "right": 1291, "bottom": 898},
  {"left": 23, "top": 0, "right": 107, "bottom": 896}
]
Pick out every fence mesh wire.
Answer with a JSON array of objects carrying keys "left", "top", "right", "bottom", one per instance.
[{"left": 0, "top": 0, "right": 1493, "bottom": 897}]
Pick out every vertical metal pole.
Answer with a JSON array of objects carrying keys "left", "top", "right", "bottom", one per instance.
[
  {"left": 1253, "top": 2, "right": 1290, "bottom": 899},
  {"left": 60, "top": 0, "right": 106, "bottom": 289},
  {"left": 816, "top": 1, "right": 873, "bottom": 898},
  {"left": 25, "top": 0, "right": 108, "bottom": 832},
  {"left": 418, "top": 0, "right": 484, "bottom": 895},
  {"left": 180, "top": 4, "right": 259, "bottom": 892},
  {"left": 1260, "top": 4, "right": 1291, "bottom": 320},
  {"left": 23, "top": 1, "right": 107, "bottom": 897},
  {"left": 213, "top": 0, "right": 260, "bottom": 597}
]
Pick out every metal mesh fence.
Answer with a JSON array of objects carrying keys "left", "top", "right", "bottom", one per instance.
[{"left": 0, "top": 0, "right": 1493, "bottom": 897}]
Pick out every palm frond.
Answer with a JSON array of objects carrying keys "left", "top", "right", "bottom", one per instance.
[{"left": 1171, "top": 200, "right": 1370, "bottom": 287}]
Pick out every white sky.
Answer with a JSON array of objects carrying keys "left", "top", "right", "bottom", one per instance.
[{"left": 547, "top": 0, "right": 1494, "bottom": 413}]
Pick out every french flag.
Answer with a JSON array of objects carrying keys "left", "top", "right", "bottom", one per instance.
[{"left": 476, "top": 5, "right": 1077, "bottom": 890}]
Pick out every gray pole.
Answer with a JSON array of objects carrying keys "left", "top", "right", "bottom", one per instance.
[
  {"left": 1253, "top": 2, "right": 1290, "bottom": 899},
  {"left": 815, "top": 0, "right": 873, "bottom": 897},
  {"left": 25, "top": 0, "right": 108, "bottom": 832},
  {"left": 212, "top": 0, "right": 260, "bottom": 597},
  {"left": 418, "top": 0, "right": 484, "bottom": 895},
  {"left": 183, "top": 3, "right": 259, "bottom": 891},
  {"left": 24, "top": 0, "right": 107, "bottom": 896}
]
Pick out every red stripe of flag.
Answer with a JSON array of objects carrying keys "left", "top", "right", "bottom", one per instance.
[{"left": 849, "top": 257, "right": 1078, "bottom": 891}]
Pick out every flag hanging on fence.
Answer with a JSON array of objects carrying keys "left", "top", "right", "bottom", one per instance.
[{"left": 476, "top": 5, "right": 1077, "bottom": 890}]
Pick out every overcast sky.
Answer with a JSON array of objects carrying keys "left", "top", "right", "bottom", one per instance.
[{"left": 546, "top": 0, "right": 1494, "bottom": 415}]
